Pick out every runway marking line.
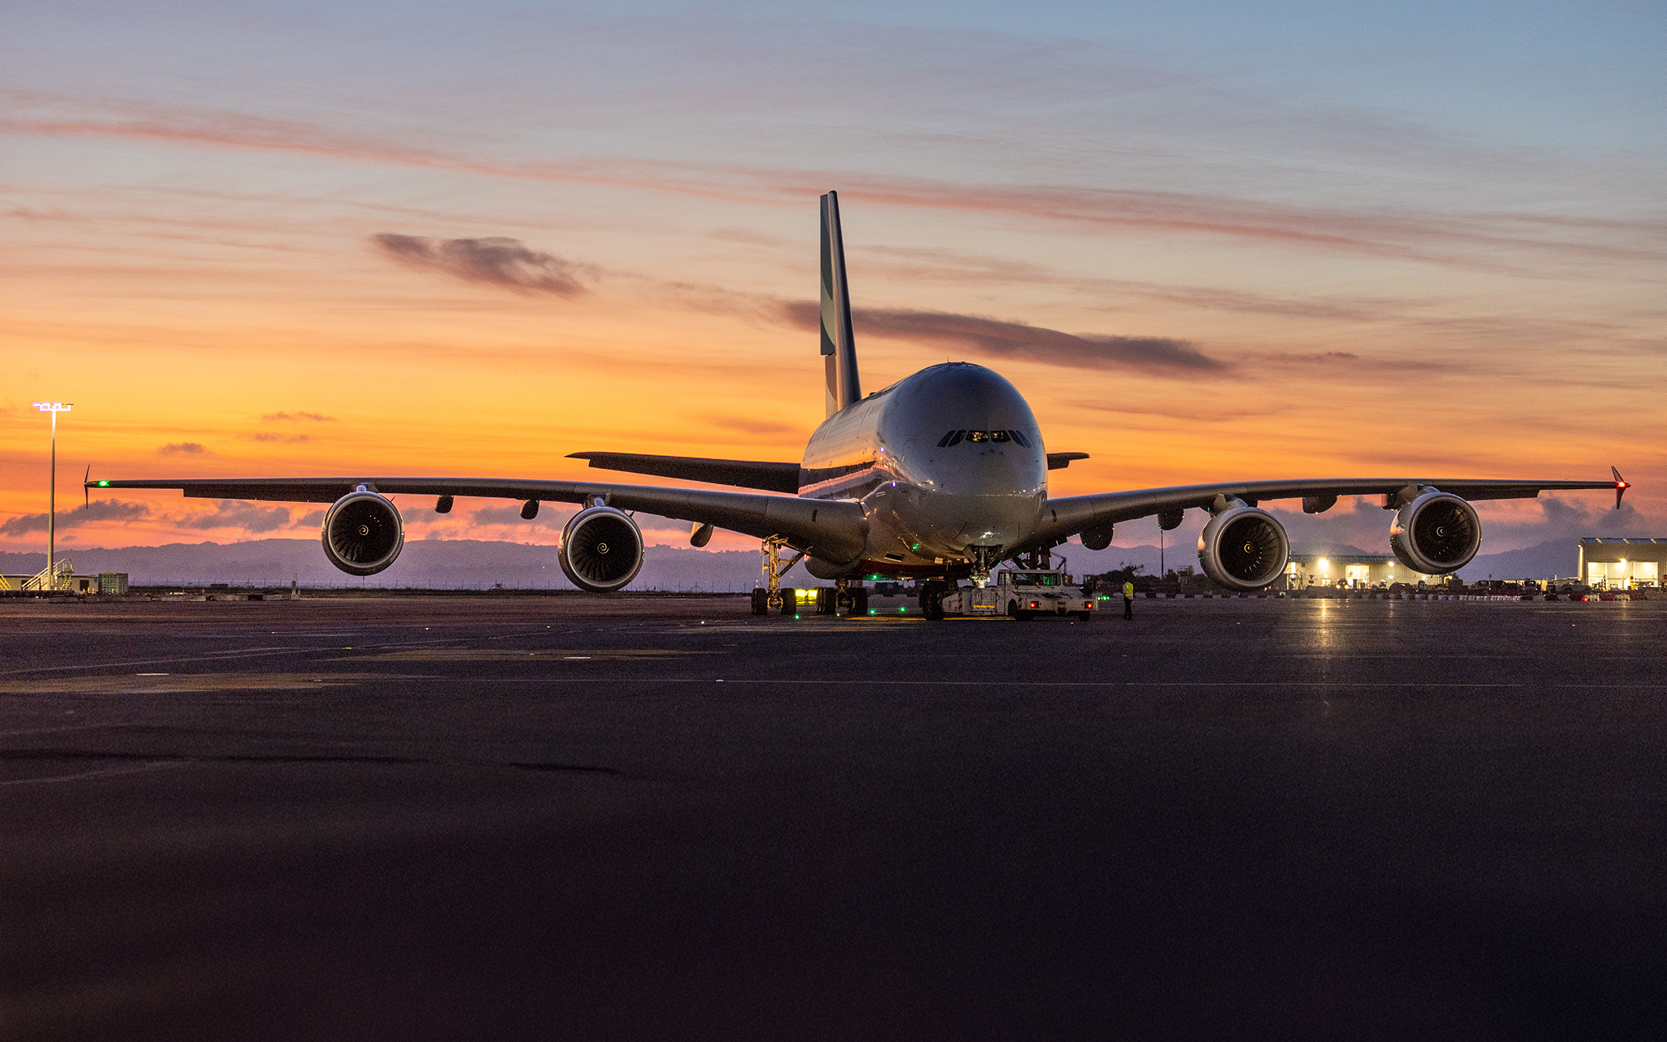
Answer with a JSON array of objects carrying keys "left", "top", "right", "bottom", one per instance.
[
  {"left": 0, "top": 673, "right": 426, "bottom": 694},
  {"left": 330, "top": 649, "right": 704, "bottom": 662}
]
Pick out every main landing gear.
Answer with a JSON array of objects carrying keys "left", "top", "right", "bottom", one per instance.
[{"left": 750, "top": 535, "right": 803, "bottom": 616}]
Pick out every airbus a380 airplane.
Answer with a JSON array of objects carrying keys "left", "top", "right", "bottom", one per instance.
[{"left": 93, "top": 192, "right": 1628, "bottom": 612}]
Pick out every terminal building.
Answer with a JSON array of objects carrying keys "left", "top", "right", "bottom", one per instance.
[
  {"left": 1286, "top": 553, "right": 1437, "bottom": 589},
  {"left": 1579, "top": 538, "right": 1663, "bottom": 589}
]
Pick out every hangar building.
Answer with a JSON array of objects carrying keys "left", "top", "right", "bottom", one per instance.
[
  {"left": 1286, "top": 553, "right": 1437, "bottom": 589},
  {"left": 1579, "top": 538, "right": 1664, "bottom": 589}
]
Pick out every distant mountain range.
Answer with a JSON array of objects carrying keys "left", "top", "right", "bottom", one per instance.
[{"left": 0, "top": 535, "right": 1580, "bottom": 591}]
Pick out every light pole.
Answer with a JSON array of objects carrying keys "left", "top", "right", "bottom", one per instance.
[{"left": 32, "top": 402, "right": 72, "bottom": 591}]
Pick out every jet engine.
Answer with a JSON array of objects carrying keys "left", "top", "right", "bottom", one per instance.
[
  {"left": 559, "top": 505, "right": 645, "bottom": 592},
  {"left": 1197, "top": 501, "right": 1289, "bottom": 591},
  {"left": 1079, "top": 525, "right": 1114, "bottom": 551},
  {"left": 322, "top": 490, "right": 405, "bottom": 576},
  {"left": 1389, "top": 488, "right": 1480, "bottom": 575}
]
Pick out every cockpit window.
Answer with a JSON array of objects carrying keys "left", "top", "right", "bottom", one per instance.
[{"left": 940, "top": 429, "right": 1026, "bottom": 447}]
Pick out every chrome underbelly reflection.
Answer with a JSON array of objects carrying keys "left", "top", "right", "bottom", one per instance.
[{"left": 862, "top": 481, "right": 1044, "bottom": 566}]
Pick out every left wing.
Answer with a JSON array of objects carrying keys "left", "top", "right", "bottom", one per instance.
[
  {"left": 89, "top": 476, "right": 869, "bottom": 564},
  {"left": 1027, "top": 472, "right": 1628, "bottom": 547}
]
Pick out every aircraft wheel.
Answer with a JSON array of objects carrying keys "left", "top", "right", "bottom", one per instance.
[
  {"left": 779, "top": 588, "right": 797, "bottom": 615},
  {"left": 750, "top": 588, "right": 768, "bottom": 615}
]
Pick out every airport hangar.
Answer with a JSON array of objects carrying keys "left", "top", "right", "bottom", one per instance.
[
  {"left": 1579, "top": 537, "right": 1664, "bottom": 589},
  {"left": 1286, "top": 538, "right": 1666, "bottom": 590}
]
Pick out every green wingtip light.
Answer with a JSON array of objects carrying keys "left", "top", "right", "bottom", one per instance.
[{"left": 98, "top": 480, "right": 109, "bottom": 487}]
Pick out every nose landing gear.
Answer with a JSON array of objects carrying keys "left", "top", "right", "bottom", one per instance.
[{"left": 967, "top": 545, "right": 1002, "bottom": 587}]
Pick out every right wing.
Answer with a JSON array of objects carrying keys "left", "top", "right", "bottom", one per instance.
[
  {"left": 1027, "top": 473, "right": 1627, "bottom": 547},
  {"left": 90, "top": 476, "right": 869, "bottom": 564}
]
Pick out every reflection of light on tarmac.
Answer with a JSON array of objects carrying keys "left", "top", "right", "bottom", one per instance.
[{"left": 1315, "top": 598, "right": 1338, "bottom": 648}]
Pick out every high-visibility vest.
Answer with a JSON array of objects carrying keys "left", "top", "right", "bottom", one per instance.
[{"left": 1123, "top": 582, "right": 1134, "bottom": 597}]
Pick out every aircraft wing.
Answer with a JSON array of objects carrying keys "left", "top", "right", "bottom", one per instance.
[
  {"left": 89, "top": 476, "right": 869, "bottom": 564},
  {"left": 1030, "top": 472, "right": 1628, "bottom": 546},
  {"left": 567, "top": 452, "right": 801, "bottom": 493}
]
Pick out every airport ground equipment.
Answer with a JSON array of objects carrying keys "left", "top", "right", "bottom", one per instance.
[{"left": 936, "top": 568, "right": 1095, "bottom": 621}]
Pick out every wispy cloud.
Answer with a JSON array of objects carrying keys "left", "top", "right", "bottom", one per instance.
[
  {"left": 11, "top": 94, "right": 1661, "bottom": 272},
  {"left": 701, "top": 415, "right": 806, "bottom": 438},
  {"left": 371, "top": 234, "right": 594, "bottom": 297},
  {"left": 470, "top": 504, "right": 574, "bottom": 528},
  {"left": 159, "top": 442, "right": 208, "bottom": 455},
  {"left": 779, "top": 301, "right": 1225, "bottom": 375},
  {"left": 252, "top": 433, "right": 311, "bottom": 443},
  {"left": 261, "top": 411, "right": 335, "bottom": 423},
  {"left": 178, "top": 500, "right": 295, "bottom": 533},
  {"left": 0, "top": 499, "right": 150, "bottom": 537}
]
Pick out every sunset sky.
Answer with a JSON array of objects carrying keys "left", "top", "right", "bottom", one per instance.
[{"left": 4, "top": 0, "right": 1663, "bottom": 559}]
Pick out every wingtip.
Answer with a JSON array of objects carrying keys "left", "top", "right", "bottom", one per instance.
[{"left": 1612, "top": 466, "right": 1629, "bottom": 509}]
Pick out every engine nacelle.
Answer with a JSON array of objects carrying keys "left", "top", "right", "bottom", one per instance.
[
  {"left": 322, "top": 490, "right": 404, "bottom": 576},
  {"left": 1389, "top": 489, "right": 1480, "bottom": 575},
  {"left": 559, "top": 505, "right": 645, "bottom": 592},
  {"left": 1079, "top": 525, "right": 1114, "bottom": 551},
  {"left": 1197, "top": 502, "right": 1289, "bottom": 591}
]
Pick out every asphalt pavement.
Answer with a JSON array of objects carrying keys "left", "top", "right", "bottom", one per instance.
[{"left": 2, "top": 594, "right": 1664, "bottom": 1041}]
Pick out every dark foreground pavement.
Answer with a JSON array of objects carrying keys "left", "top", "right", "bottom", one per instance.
[{"left": 2, "top": 595, "right": 1665, "bottom": 1041}]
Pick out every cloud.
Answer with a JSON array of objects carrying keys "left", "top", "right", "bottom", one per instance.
[
  {"left": 470, "top": 504, "right": 574, "bottom": 529},
  {"left": 371, "top": 234, "right": 593, "bottom": 297},
  {"left": 780, "top": 301, "right": 1224, "bottom": 375},
  {"left": 159, "top": 442, "right": 208, "bottom": 455},
  {"left": 0, "top": 499, "right": 150, "bottom": 537},
  {"left": 701, "top": 415, "right": 806, "bottom": 438},
  {"left": 11, "top": 96, "right": 1659, "bottom": 272},
  {"left": 261, "top": 411, "right": 335, "bottom": 423},
  {"left": 252, "top": 433, "right": 311, "bottom": 443},
  {"left": 177, "top": 500, "right": 295, "bottom": 533}
]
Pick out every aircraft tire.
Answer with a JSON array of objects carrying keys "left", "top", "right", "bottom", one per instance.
[
  {"left": 779, "top": 588, "right": 796, "bottom": 615},
  {"left": 750, "top": 588, "right": 768, "bottom": 615}
]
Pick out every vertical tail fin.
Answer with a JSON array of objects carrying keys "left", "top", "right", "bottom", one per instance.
[{"left": 820, "top": 191, "right": 861, "bottom": 418}]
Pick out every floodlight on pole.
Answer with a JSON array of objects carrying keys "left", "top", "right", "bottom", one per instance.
[{"left": 32, "top": 402, "right": 72, "bottom": 591}]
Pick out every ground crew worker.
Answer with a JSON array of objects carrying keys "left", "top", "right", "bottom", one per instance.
[{"left": 1123, "top": 580, "right": 1135, "bottom": 619}]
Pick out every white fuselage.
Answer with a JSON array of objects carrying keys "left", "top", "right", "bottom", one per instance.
[{"left": 799, "top": 363, "right": 1049, "bottom": 574}]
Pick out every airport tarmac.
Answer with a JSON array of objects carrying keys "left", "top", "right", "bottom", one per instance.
[{"left": 2, "top": 595, "right": 1664, "bottom": 1041}]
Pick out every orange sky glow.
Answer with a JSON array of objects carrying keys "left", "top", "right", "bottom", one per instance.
[{"left": 4, "top": 3, "right": 1663, "bottom": 559}]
